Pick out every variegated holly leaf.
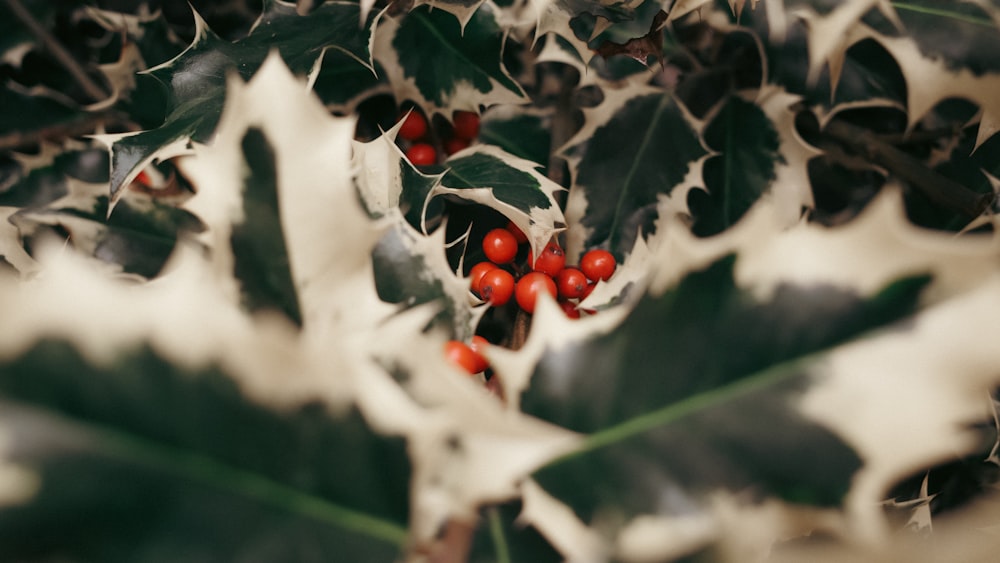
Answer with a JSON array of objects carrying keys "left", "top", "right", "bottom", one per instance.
[
  {"left": 373, "top": 4, "right": 528, "bottom": 119},
  {"left": 0, "top": 247, "right": 411, "bottom": 562},
  {"left": 353, "top": 123, "right": 479, "bottom": 339},
  {"left": 479, "top": 106, "right": 553, "bottom": 174},
  {"left": 688, "top": 88, "right": 815, "bottom": 236},
  {"left": 433, "top": 144, "right": 566, "bottom": 258},
  {"left": 372, "top": 220, "right": 483, "bottom": 340},
  {"left": 0, "top": 145, "right": 201, "bottom": 278},
  {"left": 561, "top": 83, "right": 708, "bottom": 261},
  {"left": 179, "top": 53, "right": 393, "bottom": 334},
  {"left": 497, "top": 189, "right": 1000, "bottom": 560},
  {"left": 870, "top": 11, "right": 1000, "bottom": 150},
  {"left": 100, "top": 0, "right": 377, "bottom": 206},
  {"left": 468, "top": 501, "right": 562, "bottom": 563},
  {"left": 417, "top": 0, "right": 489, "bottom": 28}
]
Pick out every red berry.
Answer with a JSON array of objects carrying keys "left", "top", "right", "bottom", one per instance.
[
  {"left": 482, "top": 228, "right": 519, "bottom": 264},
  {"left": 406, "top": 143, "right": 437, "bottom": 166},
  {"left": 505, "top": 220, "right": 528, "bottom": 243},
  {"left": 581, "top": 281, "right": 596, "bottom": 299},
  {"left": 556, "top": 267, "right": 588, "bottom": 299},
  {"left": 468, "top": 335, "right": 490, "bottom": 372},
  {"left": 515, "top": 272, "right": 557, "bottom": 314},
  {"left": 528, "top": 240, "right": 566, "bottom": 277},
  {"left": 398, "top": 110, "right": 428, "bottom": 141},
  {"left": 444, "top": 340, "right": 483, "bottom": 374},
  {"left": 444, "top": 137, "right": 470, "bottom": 155},
  {"left": 135, "top": 170, "right": 152, "bottom": 186},
  {"left": 559, "top": 300, "right": 581, "bottom": 319},
  {"left": 469, "top": 261, "right": 498, "bottom": 296},
  {"left": 580, "top": 249, "right": 616, "bottom": 282},
  {"left": 480, "top": 269, "right": 515, "bottom": 305},
  {"left": 453, "top": 111, "right": 480, "bottom": 140}
]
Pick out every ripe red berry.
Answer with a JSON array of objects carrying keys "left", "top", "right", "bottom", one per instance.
[
  {"left": 556, "top": 267, "right": 588, "bottom": 299},
  {"left": 444, "top": 137, "right": 470, "bottom": 155},
  {"left": 528, "top": 240, "right": 566, "bottom": 277},
  {"left": 453, "top": 111, "right": 480, "bottom": 140},
  {"left": 444, "top": 340, "right": 483, "bottom": 374},
  {"left": 398, "top": 110, "right": 428, "bottom": 141},
  {"left": 479, "top": 269, "right": 515, "bottom": 305},
  {"left": 580, "top": 249, "right": 616, "bottom": 282},
  {"left": 559, "top": 300, "right": 581, "bottom": 319},
  {"left": 505, "top": 220, "right": 528, "bottom": 243},
  {"left": 135, "top": 170, "right": 152, "bottom": 186},
  {"left": 468, "top": 335, "right": 490, "bottom": 372},
  {"left": 482, "top": 228, "right": 519, "bottom": 264},
  {"left": 515, "top": 272, "right": 557, "bottom": 314},
  {"left": 469, "top": 261, "right": 498, "bottom": 296},
  {"left": 406, "top": 143, "right": 437, "bottom": 166},
  {"left": 582, "top": 281, "right": 596, "bottom": 299}
]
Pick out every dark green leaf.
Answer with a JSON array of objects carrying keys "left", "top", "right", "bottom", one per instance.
[
  {"left": 0, "top": 340, "right": 409, "bottom": 562},
  {"left": 469, "top": 501, "right": 561, "bottom": 563},
  {"left": 443, "top": 152, "right": 549, "bottom": 212},
  {"left": 231, "top": 127, "right": 302, "bottom": 325},
  {"left": 565, "top": 91, "right": 707, "bottom": 259},
  {"left": 479, "top": 112, "right": 552, "bottom": 172},
  {"left": 689, "top": 96, "right": 782, "bottom": 237},
  {"left": 524, "top": 255, "right": 930, "bottom": 523},
  {"left": 387, "top": 5, "right": 525, "bottom": 111}
]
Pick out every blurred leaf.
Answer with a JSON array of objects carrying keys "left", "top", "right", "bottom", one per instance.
[
  {"left": 0, "top": 339, "right": 409, "bottom": 562},
  {"left": 231, "top": 127, "right": 301, "bottom": 325},
  {"left": 468, "top": 501, "right": 562, "bottom": 563},
  {"left": 689, "top": 96, "right": 782, "bottom": 237},
  {"left": 524, "top": 255, "right": 929, "bottom": 523}
]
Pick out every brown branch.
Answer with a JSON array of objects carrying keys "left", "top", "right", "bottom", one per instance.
[
  {"left": 824, "top": 119, "right": 993, "bottom": 218},
  {"left": 0, "top": 111, "right": 132, "bottom": 152},
  {"left": 2, "top": 0, "right": 108, "bottom": 103}
]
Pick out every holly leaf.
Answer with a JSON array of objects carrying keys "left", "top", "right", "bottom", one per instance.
[
  {"left": 504, "top": 189, "right": 1000, "bottom": 558},
  {"left": 434, "top": 144, "right": 566, "bottom": 258},
  {"left": 374, "top": 4, "right": 528, "bottom": 118},
  {"left": 0, "top": 249, "right": 410, "bottom": 562},
  {"left": 560, "top": 84, "right": 708, "bottom": 261},
  {"left": 688, "top": 88, "right": 815, "bottom": 237},
  {"left": 468, "top": 501, "right": 562, "bottom": 563},
  {"left": 0, "top": 145, "right": 201, "bottom": 278},
  {"left": 371, "top": 220, "right": 482, "bottom": 340},
  {"left": 479, "top": 106, "right": 553, "bottom": 174},
  {"left": 179, "top": 54, "right": 393, "bottom": 335},
  {"left": 101, "top": 0, "right": 377, "bottom": 205}
]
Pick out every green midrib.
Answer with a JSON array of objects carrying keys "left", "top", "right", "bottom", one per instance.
[
  {"left": 891, "top": 2, "right": 994, "bottom": 26},
  {"left": 609, "top": 95, "right": 671, "bottom": 251},
  {"left": 68, "top": 416, "right": 410, "bottom": 546}
]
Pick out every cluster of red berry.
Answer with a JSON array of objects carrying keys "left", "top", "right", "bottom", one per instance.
[
  {"left": 397, "top": 108, "right": 480, "bottom": 166},
  {"left": 471, "top": 223, "right": 616, "bottom": 318},
  {"left": 442, "top": 224, "right": 616, "bottom": 378}
]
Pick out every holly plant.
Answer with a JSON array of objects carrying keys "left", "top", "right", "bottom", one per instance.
[{"left": 3, "top": 0, "right": 1000, "bottom": 561}]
